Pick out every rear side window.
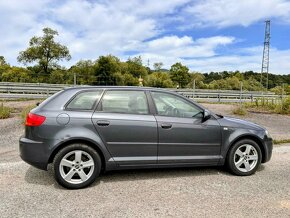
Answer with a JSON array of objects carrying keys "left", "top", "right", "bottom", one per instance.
[
  {"left": 100, "top": 90, "right": 149, "bottom": 114},
  {"left": 66, "top": 90, "right": 103, "bottom": 110}
]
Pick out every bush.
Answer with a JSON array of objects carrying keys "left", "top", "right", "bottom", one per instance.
[
  {"left": 232, "top": 105, "right": 247, "bottom": 116},
  {"left": 0, "top": 103, "right": 11, "bottom": 119},
  {"left": 21, "top": 105, "right": 35, "bottom": 123},
  {"left": 275, "top": 96, "right": 290, "bottom": 114},
  {"left": 245, "top": 96, "right": 290, "bottom": 115},
  {"left": 145, "top": 72, "right": 173, "bottom": 88}
]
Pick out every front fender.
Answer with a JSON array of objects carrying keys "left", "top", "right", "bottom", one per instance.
[{"left": 220, "top": 127, "right": 266, "bottom": 164}]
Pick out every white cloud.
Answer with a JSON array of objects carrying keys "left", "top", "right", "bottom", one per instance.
[
  {"left": 0, "top": 0, "right": 50, "bottom": 56},
  {"left": 0, "top": 0, "right": 290, "bottom": 75},
  {"left": 133, "top": 44, "right": 290, "bottom": 75},
  {"left": 181, "top": 47, "right": 290, "bottom": 74},
  {"left": 137, "top": 35, "right": 235, "bottom": 58},
  {"left": 107, "top": 0, "right": 191, "bottom": 16},
  {"left": 184, "top": 0, "right": 290, "bottom": 28}
]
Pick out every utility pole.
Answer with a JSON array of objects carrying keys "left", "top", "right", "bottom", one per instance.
[
  {"left": 192, "top": 79, "right": 196, "bottom": 99},
  {"left": 281, "top": 83, "right": 284, "bottom": 111},
  {"left": 240, "top": 81, "right": 243, "bottom": 107},
  {"left": 260, "top": 20, "right": 271, "bottom": 90}
]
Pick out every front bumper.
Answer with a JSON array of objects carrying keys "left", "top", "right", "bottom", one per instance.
[{"left": 19, "top": 137, "right": 49, "bottom": 170}]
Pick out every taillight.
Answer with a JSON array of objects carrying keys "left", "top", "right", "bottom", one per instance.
[{"left": 25, "top": 113, "right": 46, "bottom": 126}]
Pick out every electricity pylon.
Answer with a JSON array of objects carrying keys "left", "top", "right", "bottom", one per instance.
[{"left": 260, "top": 20, "right": 271, "bottom": 90}]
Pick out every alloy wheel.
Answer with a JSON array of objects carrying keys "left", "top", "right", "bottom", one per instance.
[
  {"left": 234, "top": 144, "right": 258, "bottom": 173},
  {"left": 59, "top": 150, "right": 95, "bottom": 184}
]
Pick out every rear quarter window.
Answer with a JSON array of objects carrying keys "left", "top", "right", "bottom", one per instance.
[{"left": 66, "top": 90, "right": 103, "bottom": 110}]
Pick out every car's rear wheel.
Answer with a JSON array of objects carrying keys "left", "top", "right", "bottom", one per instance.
[
  {"left": 53, "top": 144, "right": 101, "bottom": 189},
  {"left": 227, "top": 139, "right": 262, "bottom": 176}
]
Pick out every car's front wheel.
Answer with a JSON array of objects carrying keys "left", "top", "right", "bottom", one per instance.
[
  {"left": 53, "top": 144, "right": 101, "bottom": 189},
  {"left": 227, "top": 139, "right": 262, "bottom": 176}
]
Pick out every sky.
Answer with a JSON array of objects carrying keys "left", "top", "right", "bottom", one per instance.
[{"left": 0, "top": 0, "right": 290, "bottom": 74}]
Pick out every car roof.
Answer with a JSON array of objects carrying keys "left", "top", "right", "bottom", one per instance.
[{"left": 64, "top": 86, "right": 171, "bottom": 92}]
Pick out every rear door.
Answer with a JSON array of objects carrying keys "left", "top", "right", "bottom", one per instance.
[
  {"left": 92, "top": 90, "right": 158, "bottom": 166},
  {"left": 150, "top": 91, "right": 222, "bottom": 165}
]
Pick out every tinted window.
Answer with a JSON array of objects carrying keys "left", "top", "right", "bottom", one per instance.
[
  {"left": 66, "top": 91, "right": 103, "bottom": 110},
  {"left": 151, "top": 92, "right": 201, "bottom": 118},
  {"left": 100, "top": 90, "right": 148, "bottom": 114}
]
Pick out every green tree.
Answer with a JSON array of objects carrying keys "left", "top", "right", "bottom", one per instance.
[
  {"left": 0, "top": 56, "right": 7, "bottom": 66},
  {"left": 190, "top": 72, "right": 205, "bottom": 88},
  {"left": 203, "top": 72, "right": 223, "bottom": 83},
  {"left": 17, "top": 27, "right": 71, "bottom": 75},
  {"left": 153, "top": 62, "right": 163, "bottom": 72},
  {"left": 94, "top": 55, "right": 120, "bottom": 85},
  {"left": 49, "top": 69, "right": 69, "bottom": 84},
  {"left": 122, "top": 73, "right": 139, "bottom": 86},
  {"left": 145, "top": 72, "right": 173, "bottom": 88},
  {"left": 1, "top": 67, "right": 31, "bottom": 82},
  {"left": 69, "top": 60, "right": 95, "bottom": 85},
  {"left": 126, "top": 56, "right": 148, "bottom": 78},
  {"left": 169, "top": 62, "right": 190, "bottom": 88},
  {"left": 26, "top": 65, "right": 46, "bottom": 83},
  {"left": 0, "top": 56, "right": 10, "bottom": 81},
  {"left": 243, "top": 77, "right": 263, "bottom": 91},
  {"left": 208, "top": 76, "right": 240, "bottom": 90}
]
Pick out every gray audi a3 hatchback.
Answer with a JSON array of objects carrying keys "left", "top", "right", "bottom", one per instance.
[{"left": 20, "top": 87, "right": 273, "bottom": 189}]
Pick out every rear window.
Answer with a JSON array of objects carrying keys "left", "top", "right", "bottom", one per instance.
[{"left": 66, "top": 90, "right": 103, "bottom": 110}]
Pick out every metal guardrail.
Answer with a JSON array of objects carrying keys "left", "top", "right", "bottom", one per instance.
[
  {"left": 0, "top": 82, "right": 281, "bottom": 102},
  {"left": 0, "top": 93, "right": 48, "bottom": 99},
  {"left": 173, "top": 89, "right": 278, "bottom": 102},
  {"left": 0, "top": 82, "right": 73, "bottom": 88}
]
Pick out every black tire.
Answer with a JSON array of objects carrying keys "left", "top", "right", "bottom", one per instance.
[
  {"left": 53, "top": 143, "right": 101, "bottom": 189},
  {"left": 226, "top": 139, "right": 262, "bottom": 176}
]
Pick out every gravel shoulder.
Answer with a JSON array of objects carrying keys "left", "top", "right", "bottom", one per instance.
[
  {"left": 0, "top": 145, "right": 290, "bottom": 217},
  {"left": 202, "top": 103, "right": 290, "bottom": 140}
]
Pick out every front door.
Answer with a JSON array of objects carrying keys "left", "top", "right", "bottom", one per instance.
[
  {"left": 92, "top": 90, "right": 158, "bottom": 166},
  {"left": 150, "top": 91, "right": 222, "bottom": 165}
]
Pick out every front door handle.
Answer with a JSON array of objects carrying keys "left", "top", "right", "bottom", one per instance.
[
  {"left": 96, "top": 120, "right": 110, "bottom": 126},
  {"left": 161, "top": 123, "right": 172, "bottom": 129}
]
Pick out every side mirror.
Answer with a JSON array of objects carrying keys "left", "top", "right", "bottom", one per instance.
[{"left": 202, "top": 109, "right": 211, "bottom": 122}]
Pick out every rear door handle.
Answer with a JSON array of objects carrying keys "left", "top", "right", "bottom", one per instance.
[
  {"left": 96, "top": 120, "right": 110, "bottom": 126},
  {"left": 161, "top": 123, "right": 172, "bottom": 129}
]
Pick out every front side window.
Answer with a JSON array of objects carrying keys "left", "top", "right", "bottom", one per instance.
[
  {"left": 151, "top": 92, "right": 202, "bottom": 118},
  {"left": 66, "top": 90, "right": 103, "bottom": 110},
  {"left": 100, "top": 90, "right": 149, "bottom": 114}
]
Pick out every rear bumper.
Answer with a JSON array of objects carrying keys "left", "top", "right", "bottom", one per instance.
[
  {"left": 262, "top": 137, "right": 273, "bottom": 163},
  {"left": 19, "top": 137, "right": 49, "bottom": 170}
]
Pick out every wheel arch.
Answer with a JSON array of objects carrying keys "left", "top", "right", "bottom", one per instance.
[
  {"left": 48, "top": 139, "right": 107, "bottom": 172},
  {"left": 226, "top": 134, "right": 266, "bottom": 163}
]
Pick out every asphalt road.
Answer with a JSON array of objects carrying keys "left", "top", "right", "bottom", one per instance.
[{"left": 0, "top": 145, "right": 290, "bottom": 218}]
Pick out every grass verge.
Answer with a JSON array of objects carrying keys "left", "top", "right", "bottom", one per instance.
[
  {"left": 244, "top": 96, "right": 290, "bottom": 115},
  {"left": 232, "top": 105, "right": 247, "bottom": 116},
  {"left": 0, "top": 102, "right": 11, "bottom": 119},
  {"left": 20, "top": 105, "right": 36, "bottom": 123},
  {"left": 273, "top": 139, "right": 290, "bottom": 145}
]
